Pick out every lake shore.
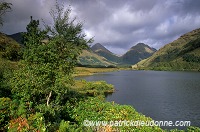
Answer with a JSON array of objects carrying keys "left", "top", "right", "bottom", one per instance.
[
  {"left": 78, "top": 70, "right": 200, "bottom": 131},
  {"left": 74, "top": 67, "right": 132, "bottom": 77}
]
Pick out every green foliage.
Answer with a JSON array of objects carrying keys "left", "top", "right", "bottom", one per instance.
[
  {"left": 2, "top": 43, "right": 21, "bottom": 61},
  {"left": 10, "top": 2, "right": 91, "bottom": 106},
  {"left": 66, "top": 97, "right": 162, "bottom": 132},
  {"left": 74, "top": 80, "right": 114, "bottom": 96},
  {"left": 0, "top": 98, "right": 37, "bottom": 131},
  {"left": 183, "top": 54, "right": 200, "bottom": 63},
  {"left": 0, "top": 97, "right": 11, "bottom": 131},
  {"left": 186, "top": 126, "right": 200, "bottom": 131},
  {"left": 58, "top": 120, "right": 92, "bottom": 132},
  {"left": 83, "top": 80, "right": 114, "bottom": 96},
  {"left": 10, "top": 18, "right": 58, "bottom": 105},
  {"left": 8, "top": 112, "right": 46, "bottom": 132},
  {"left": 7, "top": 2, "right": 92, "bottom": 131},
  {"left": 179, "top": 37, "right": 200, "bottom": 56},
  {"left": 0, "top": 58, "right": 17, "bottom": 98}
]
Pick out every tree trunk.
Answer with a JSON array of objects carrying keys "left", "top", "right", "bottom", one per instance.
[{"left": 47, "top": 91, "right": 52, "bottom": 106}]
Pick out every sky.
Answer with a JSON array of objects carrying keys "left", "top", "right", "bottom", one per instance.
[{"left": 1, "top": 0, "right": 200, "bottom": 55}]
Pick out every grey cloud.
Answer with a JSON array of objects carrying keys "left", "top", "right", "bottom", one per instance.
[
  {"left": 1, "top": 0, "right": 55, "bottom": 34},
  {"left": 1, "top": 0, "right": 200, "bottom": 55}
]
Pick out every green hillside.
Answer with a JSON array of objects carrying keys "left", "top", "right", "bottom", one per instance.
[
  {"left": 122, "top": 43, "right": 157, "bottom": 64},
  {"left": 0, "top": 32, "right": 20, "bottom": 97},
  {"left": 91, "top": 43, "right": 122, "bottom": 64},
  {"left": 0, "top": 32, "right": 21, "bottom": 61},
  {"left": 134, "top": 28, "right": 200, "bottom": 71},
  {"left": 91, "top": 43, "right": 156, "bottom": 65},
  {"left": 8, "top": 32, "right": 23, "bottom": 44},
  {"left": 78, "top": 49, "right": 117, "bottom": 67}
]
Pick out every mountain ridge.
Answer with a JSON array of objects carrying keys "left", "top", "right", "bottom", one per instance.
[
  {"left": 121, "top": 43, "right": 157, "bottom": 64},
  {"left": 91, "top": 43, "right": 122, "bottom": 64},
  {"left": 133, "top": 28, "right": 200, "bottom": 71},
  {"left": 91, "top": 43, "right": 112, "bottom": 54},
  {"left": 91, "top": 43, "right": 157, "bottom": 65},
  {"left": 7, "top": 32, "right": 157, "bottom": 66}
]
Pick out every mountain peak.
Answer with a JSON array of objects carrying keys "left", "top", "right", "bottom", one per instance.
[
  {"left": 122, "top": 43, "right": 157, "bottom": 64},
  {"left": 91, "top": 43, "right": 112, "bottom": 53},
  {"left": 135, "top": 43, "right": 146, "bottom": 47},
  {"left": 91, "top": 43, "right": 122, "bottom": 63},
  {"left": 130, "top": 43, "right": 157, "bottom": 53}
]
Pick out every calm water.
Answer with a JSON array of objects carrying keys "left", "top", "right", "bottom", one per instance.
[{"left": 77, "top": 70, "right": 200, "bottom": 129}]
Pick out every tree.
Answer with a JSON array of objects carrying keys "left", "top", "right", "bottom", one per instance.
[
  {"left": 10, "top": 3, "right": 92, "bottom": 108},
  {"left": 0, "top": 1, "right": 12, "bottom": 26}
]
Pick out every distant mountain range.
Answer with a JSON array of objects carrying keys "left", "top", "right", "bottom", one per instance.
[
  {"left": 7, "top": 32, "right": 157, "bottom": 66},
  {"left": 134, "top": 28, "right": 200, "bottom": 71},
  {"left": 90, "top": 43, "right": 157, "bottom": 65},
  {"left": 2, "top": 27, "right": 200, "bottom": 70}
]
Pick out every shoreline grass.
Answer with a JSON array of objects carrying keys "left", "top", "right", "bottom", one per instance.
[{"left": 74, "top": 67, "right": 131, "bottom": 77}]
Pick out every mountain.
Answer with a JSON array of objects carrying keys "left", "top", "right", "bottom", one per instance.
[
  {"left": 6, "top": 32, "right": 158, "bottom": 67},
  {"left": 78, "top": 49, "right": 117, "bottom": 67},
  {"left": 91, "top": 43, "right": 112, "bottom": 53},
  {"left": 134, "top": 28, "right": 200, "bottom": 71},
  {"left": 122, "top": 43, "right": 157, "bottom": 64},
  {"left": 8, "top": 32, "right": 23, "bottom": 44},
  {"left": 91, "top": 43, "right": 122, "bottom": 64}
]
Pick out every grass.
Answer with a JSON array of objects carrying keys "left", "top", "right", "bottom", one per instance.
[
  {"left": 74, "top": 66, "right": 132, "bottom": 76},
  {"left": 74, "top": 67, "right": 123, "bottom": 76},
  {"left": 72, "top": 80, "right": 114, "bottom": 96}
]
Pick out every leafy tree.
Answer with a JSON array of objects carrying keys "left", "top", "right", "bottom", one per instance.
[
  {"left": 0, "top": 1, "right": 12, "bottom": 26},
  {"left": 10, "top": 1, "right": 92, "bottom": 118}
]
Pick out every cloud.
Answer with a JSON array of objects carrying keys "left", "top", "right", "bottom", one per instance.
[
  {"left": 1, "top": 0, "right": 200, "bottom": 55},
  {"left": 1, "top": 0, "right": 54, "bottom": 33}
]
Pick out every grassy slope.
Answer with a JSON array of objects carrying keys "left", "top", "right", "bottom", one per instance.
[
  {"left": 94, "top": 49, "right": 123, "bottom": 64},
  {"left": 74, "top": 67, "right": 121, "bottom": 76},
  {"left": 78, "top": 50, "right": 117, "bottom": 66},
  {"left": 0, "top": 33, "right": 20, "bottom": 70},
  {"left": 91, "top": 43, "right": 123, "bottom": 64},
  {"left": 134, "top": 28, "right": 200, "bottom": 71}
]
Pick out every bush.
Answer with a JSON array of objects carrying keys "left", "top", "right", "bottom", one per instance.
[
  {"left": 66, "top": 97, "right": 162, "bottom": 132},
  {"left": 74, "top": 80, "right": 114, "bottom": 96}
]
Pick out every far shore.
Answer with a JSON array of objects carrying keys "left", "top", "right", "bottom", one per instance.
[{"left": 74, "top": 67, "right": 132, "bottom": 77}]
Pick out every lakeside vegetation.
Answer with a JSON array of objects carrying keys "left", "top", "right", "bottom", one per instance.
[{"left": 74, "top": 67, "right": 131, "bottom": 77}]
